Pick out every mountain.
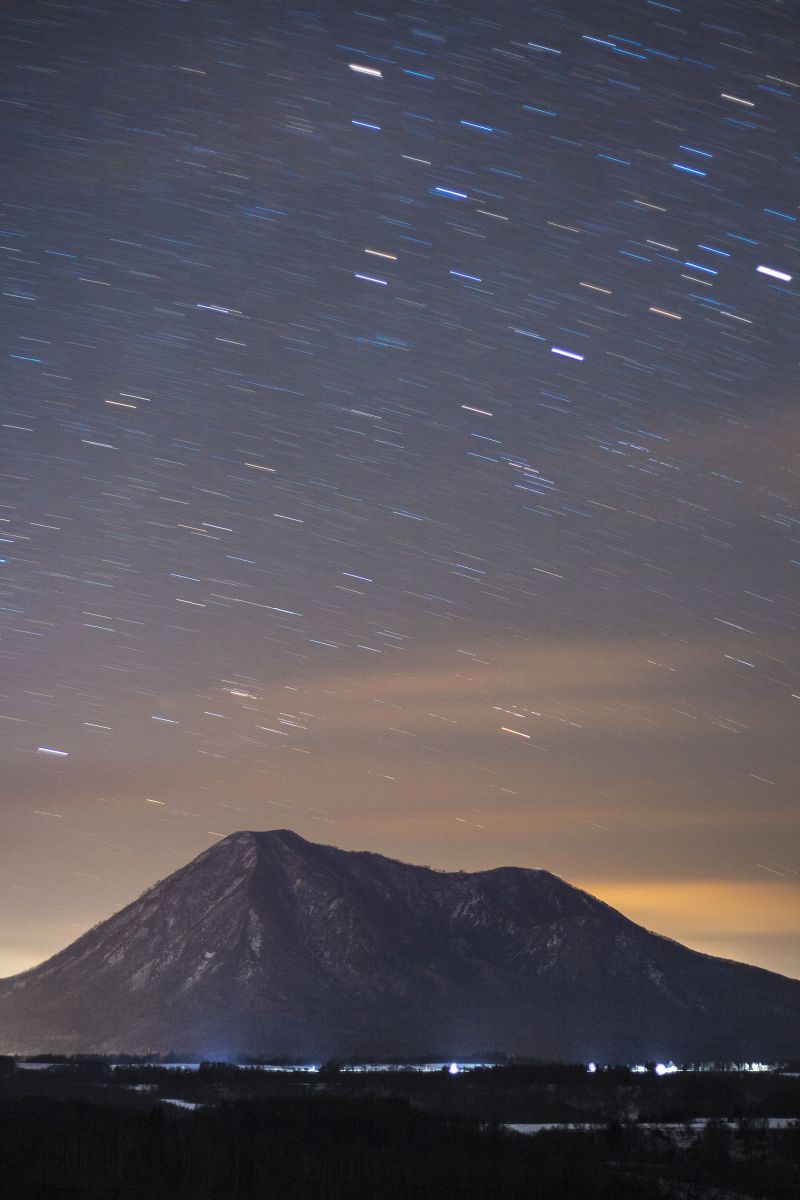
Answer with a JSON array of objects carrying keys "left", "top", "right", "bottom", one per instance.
[{"left": 1, "top": 829, "right": 798, "bottom": 1061}]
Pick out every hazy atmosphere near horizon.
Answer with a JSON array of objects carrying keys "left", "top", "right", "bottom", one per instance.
[{"left": 0, "top": 0, "right": 797, "bottom": 986}]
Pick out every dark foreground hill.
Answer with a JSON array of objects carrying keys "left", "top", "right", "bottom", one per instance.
[
  {"left": 3, "top": 1065, "right": 800, "bottom": 1200},
  {"left": 0, "top": 1095, "right": 665, "bottom": 1200},
  {"left": 0, "top": 830, "right": 798, "bottom": 1060}
]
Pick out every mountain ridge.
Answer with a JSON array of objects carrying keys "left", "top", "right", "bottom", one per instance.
[{"left": 1, "top": 829, "right": 798, "bottom": 1061}]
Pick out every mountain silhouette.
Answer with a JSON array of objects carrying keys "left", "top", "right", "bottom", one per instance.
[{"left": 1, "top": 830, "right": 797, "bottom": 1061}]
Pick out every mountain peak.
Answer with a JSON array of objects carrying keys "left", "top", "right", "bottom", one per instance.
[
  {"left": 243, "top": 828, "right": 307, "bottom": 843},
  {"left": 210, "top": 828, "right": 316, "bottom": 856}
]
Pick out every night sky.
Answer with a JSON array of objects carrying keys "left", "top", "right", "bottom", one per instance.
[{"left": 1, "top": 0, "right": 798, "bottom": 983}]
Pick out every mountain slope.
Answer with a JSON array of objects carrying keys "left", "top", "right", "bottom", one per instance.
[{"left": 0, "top": 830, "right": 797, "bottom": 1061}]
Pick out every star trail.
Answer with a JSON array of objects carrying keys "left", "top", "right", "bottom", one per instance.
[{"left": 0, "top": 0, "right": 797, "bottom": 980}]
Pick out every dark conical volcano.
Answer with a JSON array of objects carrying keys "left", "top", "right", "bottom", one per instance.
[{"left": 1, "top": 830, "right": 798, "bottom": 1061}]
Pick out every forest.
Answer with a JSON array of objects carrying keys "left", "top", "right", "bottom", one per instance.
[{"left": 1, "top": 1059, "right": 798, "bottom": 1198}]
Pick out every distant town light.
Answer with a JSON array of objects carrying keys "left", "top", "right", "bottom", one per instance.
[
  {"left": 654, "top": 1062, "right": 678, "bottom": 1076},
  {"left": 448, "top": 1062, "right": 459, "bottom": 1075},
  {"left": 587, "top": 1062, "right": 597, "bottom": 1073}
]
